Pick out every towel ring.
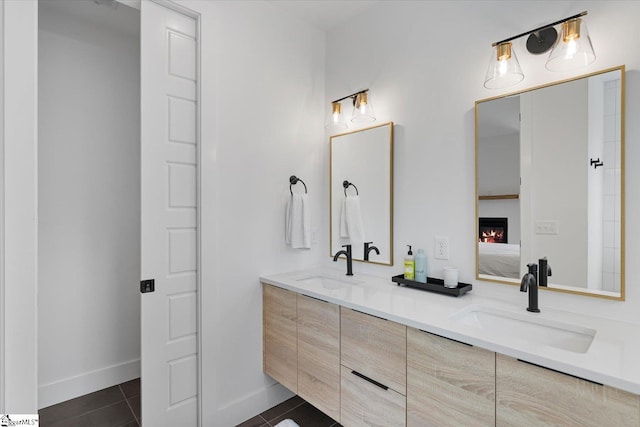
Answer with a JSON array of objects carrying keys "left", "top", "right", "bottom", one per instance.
[
  {"left": 343, "top": 180, "right": 359, "bottom": 196},
  {"left": 290, "top": 175, "right": 308, "bottom": 195}
]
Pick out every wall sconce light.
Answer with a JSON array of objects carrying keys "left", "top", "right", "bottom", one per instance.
[
  {"left": 325, "top": 89, "right": 376, "bottom": 130},
  {"left": 484, "top": 11, "right": 595, "bottom": 89}
]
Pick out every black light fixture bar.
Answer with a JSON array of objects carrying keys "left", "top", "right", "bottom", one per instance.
[
  {"left": 332, "top": 89, "right": 369, "bottom": 104},
  {"left": 491, "top": 11, "right": 587, "bottom": 47}
]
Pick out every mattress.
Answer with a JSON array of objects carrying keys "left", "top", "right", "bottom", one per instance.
[{"left": 478, "top": 242, "right": 521, "bottom": 279}]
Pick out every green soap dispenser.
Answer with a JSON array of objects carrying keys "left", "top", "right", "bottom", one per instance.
[{"left": 404, "top": 245, "right": 415, "bottom": 280}]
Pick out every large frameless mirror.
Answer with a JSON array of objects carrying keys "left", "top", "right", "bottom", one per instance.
[
  {"left": 475, "top": 66, "right": 625, "bottom": 300},
  {"left": 330, "top": 122, "right": 393, "bottom": 265}
]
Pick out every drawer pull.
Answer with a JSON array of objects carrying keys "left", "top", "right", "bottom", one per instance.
[
  {"left": 301, "top": 294, "right": 328, "bottom": 303},
  {"left": 422, "top": 330, "right": 472, "bottom": 347},
  {"left": 351, "top": 370, "right": 389, "bottom": 391},
  {"left": 517, "top": 359, "right": 603, "bottom": 386}
]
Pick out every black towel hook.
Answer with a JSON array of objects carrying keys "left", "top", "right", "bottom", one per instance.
[
  {"left": 290, "top": 175, "right": 307, "bottom": 195},
  {"left": 343, "top": 180, "right": 359, "bottom": 196}
]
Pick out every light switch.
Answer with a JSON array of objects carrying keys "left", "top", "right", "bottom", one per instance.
[{"left": 535, "top": 220, "right": 558, "bottom": 235}]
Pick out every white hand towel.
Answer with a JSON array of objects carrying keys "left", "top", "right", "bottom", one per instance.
[
  {"left": 345, "top": 194, "right": 366, "bottom": 243},
  {"left": 339, "top": 198, "right": 349, "bottom": 238},
  {"left": 285, "top": 193, "right": 311, "bottom": 249}
]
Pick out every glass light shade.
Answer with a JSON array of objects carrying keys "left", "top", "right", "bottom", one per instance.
[
  {"left": 325, "top": 101, "right": 348, "bottom": 130},
  {"left": 484, "top": 42, "right": 524, "bottom": 89},
  {"left": 351, "top": 92, "right": 376, "bottom": 123},
  {"left": 546, "top": 18, "right": 595, "bottom": 71}
]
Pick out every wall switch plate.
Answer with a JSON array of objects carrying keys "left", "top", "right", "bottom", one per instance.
[
  {"left": 435, "top": 236, "right": 449, "bottom": 260},
  {"left": 535, "top": 220, "right": 558, "bottom": 235}
]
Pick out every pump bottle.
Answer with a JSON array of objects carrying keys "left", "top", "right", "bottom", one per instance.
[{"left": 404, "top": 245, "right": 415, "bottom": 280}]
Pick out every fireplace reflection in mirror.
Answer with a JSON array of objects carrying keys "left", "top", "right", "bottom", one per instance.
[{"left": 479, "top": 217, "right": 508, "bottom": 243}]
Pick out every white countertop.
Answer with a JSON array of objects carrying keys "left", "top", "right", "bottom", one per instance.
[{"left": 260, "top": 267, "right": 640, "bottom": 395}]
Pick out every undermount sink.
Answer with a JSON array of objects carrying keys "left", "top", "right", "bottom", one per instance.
[
  {"left": 296, "top": 274, "right": 363, "bottom": 291},
  {"left": 451, "top": 305, "right": 596, "bottom": 353}
]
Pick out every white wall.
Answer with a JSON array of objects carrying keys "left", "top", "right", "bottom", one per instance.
[
  {"left": 37, "top": 1, "right": 140, "bottom": 408},
  {"left": 2, "top": 0, "right": 38, "bottom": 413},
  {"left": 325, "top": 0, "right": 640, "bottom": 322},
  {"left": 181, "top": 1, "right": 327, "bottom": 425},
  {"left": 521, "top": 79, "right": 588, "bottom": 287}
]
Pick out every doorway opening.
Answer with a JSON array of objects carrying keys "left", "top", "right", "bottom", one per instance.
[{"left": 37, "top": 0, "right": 141, "bottom": 409}]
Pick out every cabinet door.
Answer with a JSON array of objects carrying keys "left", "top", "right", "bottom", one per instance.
[
  {"left": 341, "top": 365, "right": 406, "bottom": 427},
  {"left": 406, "top": 328, "right": 495, "bottom": 427},
  {"left": 263, "top": 284, "right": 297, "bottom": 393},
  {"left": 341, "top": 307, "right": 407, "bottom": 394},
  {"left": 297, "top": 295, "right": 340, "bottom": 421},
  {"left": 496, "top": 354, "right": 640, "bottom": 427}
]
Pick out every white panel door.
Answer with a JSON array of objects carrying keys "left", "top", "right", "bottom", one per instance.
[{"left": 141, "top": 2, "right": 198, "bottom": 425}]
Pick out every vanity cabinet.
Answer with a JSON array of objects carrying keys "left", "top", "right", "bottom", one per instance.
[
  {"left": 340, "top": 307, "right": 407, "bottom": 427},
  {"left": 496, "top": 354, "right": 640, "bottom": 427},
  {"left": 297, "top": 294, "right": 340, "bottom": 421},
  {"left": 407, "top": 328, "right": 495, "bottom": 427},
  {"left": 263, "top": 284, "right": 298, "bottom": 393}
]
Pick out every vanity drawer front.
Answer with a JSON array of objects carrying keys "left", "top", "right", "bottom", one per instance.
[
  {"left": 262, "top": 284, "right": 297, "bottom": 393},
  {"left": 340, "top": 307, "right": 407, "bottom": 395},
  {"left": 340, "top": 365, "right": 406, "bottom": 427},
  {"left": 407, "top": 328, "right": 495, "bottom": 427},
  {"left": 496, "top": 354, "right": 640, "bottom": 427},
  {"left": 297, "top": 294, "right": 340, "bottom": 422}
]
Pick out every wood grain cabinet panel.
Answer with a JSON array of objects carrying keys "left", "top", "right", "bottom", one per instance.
[
  {"left": 297, "top": 294, "right": 340, "bottom": 422},
  {"left": 496, "top": 354, "right": 640, "bottom": 427},
  {"left": 406, "top": 328, "right": 495, "bottom": 427},
  {"left": 340, "top": 365, "right": 406, "bottom": 427},
  {"left": 340, "top": 307, "right": 407, "bottom": 395},
  {"left": 262, "top": 283, "right": 297, "bottom": 393}
]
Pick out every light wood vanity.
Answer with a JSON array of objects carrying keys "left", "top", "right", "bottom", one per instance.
[{"left": 262, "top": 279, "right": 640, "bottom": 427}]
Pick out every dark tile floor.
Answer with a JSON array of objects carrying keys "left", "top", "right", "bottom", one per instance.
[
  {"left": 39, "top": 378, "right": 140, "bottom": 427},
  {"left": 236, "top": 396, "right": 341, "bottom": 427},
  {"left": 39, "top": 384, "right": 333, "bottom": 427}
]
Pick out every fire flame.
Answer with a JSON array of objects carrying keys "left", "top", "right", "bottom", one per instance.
[{"left": 480, "top": 229, "right": 504, "bottom": 243}]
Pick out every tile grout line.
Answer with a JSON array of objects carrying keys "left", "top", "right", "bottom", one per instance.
[
  {"left": 47, "top": 400, "right": 127, "bottom": 427},
  {"left": 123, "top": 396, "right": 140, "bottom": 426},
  {"left": 119, "top": 383, "right": 140, "bottom": 426}
]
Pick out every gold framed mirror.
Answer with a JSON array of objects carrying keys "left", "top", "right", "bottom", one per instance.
[
  {"left": 475, "top": 66, "right": 625, "bottom": 300},
  {"left": 330, "top": 122, "right": 394, "bottom": 265}
]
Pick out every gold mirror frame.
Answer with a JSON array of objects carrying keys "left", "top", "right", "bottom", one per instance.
[
  {"left": 475, "top": 65, "right": 625, "bottom": 300},
  {"left": 330, "top": 122, "right": 394, "bottom": 266}
]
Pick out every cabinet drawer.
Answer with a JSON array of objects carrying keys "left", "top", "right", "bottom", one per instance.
[
  {"left": 263, "top": 284, "right": 297, "bottom": 393},
  {"left": 496, "top": 354, "right": 640, "bottom": 427},
  {"left": 340, "top": 365, "right": 406, "bottom": 427},
  {"left": 340, "top": 307, "right": 407, "bottom": 394},
  {"left": 407, "top": 328, "right": 495, "bottom": 427},
  {"left": 297, "top": 294, "right": 340, "bottom": 422}
]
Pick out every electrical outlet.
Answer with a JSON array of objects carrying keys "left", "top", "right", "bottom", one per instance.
[{"left": 435, "top": 236, "right": 449, "bottom": 260}]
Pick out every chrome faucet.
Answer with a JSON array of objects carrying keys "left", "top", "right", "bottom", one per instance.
[
  {"left": 520, "top": 257, "right": 552, "bottom": 313},
  {"left": 333, "top": 244, "right": 353, "bottom": 276},
  {"left": 364, "top": 242, "right": 380, "bottom": 261}
]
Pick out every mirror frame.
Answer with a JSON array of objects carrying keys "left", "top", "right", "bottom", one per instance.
[
  {"left": 330, "top": 122, "right": 394, "bottom": 266},
  {"left": 475, "top": 65, "right": 625, "bottom": 300}
]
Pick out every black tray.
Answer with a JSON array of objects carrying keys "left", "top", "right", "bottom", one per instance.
[{"left": 391, "top": 274, "right": 472, "bottom": 297}]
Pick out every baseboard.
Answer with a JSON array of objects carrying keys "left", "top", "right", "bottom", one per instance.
[
  {"left": 213, "top": 381, "right": 294, "bottom": 427},
  {"left": 38, "top": 358, "right": 140, "bottom": 409}
]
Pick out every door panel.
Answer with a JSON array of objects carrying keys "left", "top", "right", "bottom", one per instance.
[{"left": 141, "top": 2, "right": 198, "bottom": 425}]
